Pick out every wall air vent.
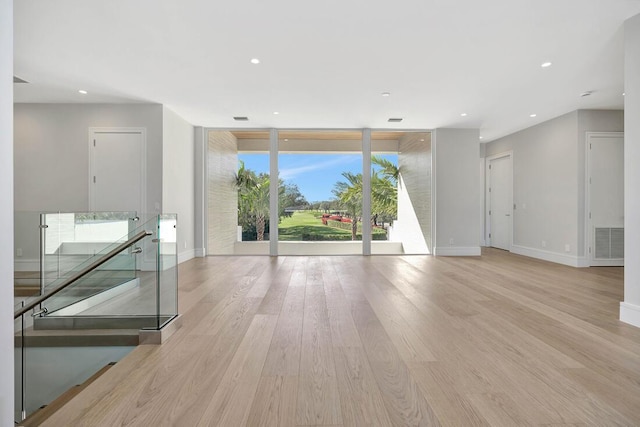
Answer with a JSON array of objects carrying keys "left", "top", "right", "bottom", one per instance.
[
  {"left": 13, "top": 76, "right": 28, "bottom": 83},
  {"left": 388, "top": 118, "right": 403, "bottom": 122},
  {"left": 233, "top": 116, "right": 249, "bottom": 121},
  {"left": 594, "top": 227, "right": 624, "bottom": 259}
]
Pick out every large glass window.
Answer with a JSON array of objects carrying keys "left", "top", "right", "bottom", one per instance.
[
  {"left": 371, "top": 132, "right": 400, "bottom": 254},
  {"left": 373, "top": 131, "right": 431, "bottom": 254},
  {"left": 207, "top": 130, "right": 270, "bottom": 255},
  {"left": 278, "top": 131, "right": 363, "bottom": 255},
  {"left": 206, "top": 129, "right": 431, "bottom": 255}
]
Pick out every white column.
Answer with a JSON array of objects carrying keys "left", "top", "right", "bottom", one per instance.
[
  {"left": 362, "top": 129, "right": 372, "bottom": 255},
  {"left": 269, "top": 129, "right": 279, "bottom": 256},
  {"left": 0, "top": 0, "right": 14, "bottom": 422},
  {"left": 432, "top": 128, "right": 481, "bottom": 256},
  {"left": 621, "top": 13, "right": 640, "bottom": 327},
  {"left": 193, "top": 126, "right": 206, "bottom": 256}
]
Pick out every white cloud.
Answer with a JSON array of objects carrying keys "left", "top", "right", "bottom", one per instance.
[{"left": 280, "top": 156, "right": 359, "bottom": 180}]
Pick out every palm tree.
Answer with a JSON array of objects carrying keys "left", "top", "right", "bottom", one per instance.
[
  {"left": 235, "top": 163, "right": 270, "bottom": 241},
  {"left": 371, "top": 155, "right": 400, "bottom": 181},
  {"left": 251, "top": 175, "right": 270, "bottom": 240},
  {"left": 371, "top": 156, "right": 399, "bottom": 223},
  {"left": 236, "top": 161, "right": 256, "bottom": 233},
  {"left": 333, "top": 172, "right": 363, "bottom": 240}
]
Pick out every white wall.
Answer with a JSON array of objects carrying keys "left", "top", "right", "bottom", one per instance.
[
  {"left": 13, "top": 104, "right": 164, "bottom": 269},
  {"left": 433, "top": 128, "right": 481, "bottom": 256},
  {"left": 14, "top": 103, "right": 164, "bottom": 215},
  {"left": 485, "top": 110, "right": 623, "bottom": 267},
  {"left": 162, "top": 107, "right": 195, "bottom": 263},
  {"left": 0, "top": 0, "right": 14, "bottom": 422},
  {"left": 207, "top": 131, "right": 238, "bottom": 254},
  {"left": 395, "top": 133, "right": 431, "bottom": 254},
  {"left": 622, "top": 13, "right": 640, "bottom": 327},
  {"left": 486, "top": 112, "right": 580, "bottom": 264}
]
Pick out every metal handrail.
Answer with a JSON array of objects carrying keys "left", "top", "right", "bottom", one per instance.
[{"left": 14, "top": 230, "right": 153, "bottom": 319}]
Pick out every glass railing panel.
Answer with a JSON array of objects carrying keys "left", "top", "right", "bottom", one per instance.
[
  {"left": 158, "top": 214, "right": 178, "bottom": 328},
  {"left": 14, "top": 301, "right": 26, "bottom": 424},
  {"left": 14, "top": 212, "right": 43, "bottom": 296},
  {"left": 37, "top": 216, "right": 156, "bottom": 320},
  {"left": 14, "top": 299, "right": 135, "bottom": 421},
  {"left": 31, "top": 215, "right": 177, "bottom": 330},
  {"left": 41, "top": 212, "right": 137, "bottom": 292}
]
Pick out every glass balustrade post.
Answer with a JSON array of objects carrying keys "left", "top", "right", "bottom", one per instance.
[
  {"left": 156, "top": 214, "right": 161, "bottom": 330},
  {"left": 20, "top": 304, "right": 26, "bottom": 422}
]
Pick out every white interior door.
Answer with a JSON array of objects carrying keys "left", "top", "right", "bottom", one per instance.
[
  {"left": 588, "top": 133, "right": 624, "bottom": 266},
  {"left": 89, "top": 129, "right": 145, "bottom": 215},
  {"left": 488, "top": 154, "right": 512, "bottom": 251}
]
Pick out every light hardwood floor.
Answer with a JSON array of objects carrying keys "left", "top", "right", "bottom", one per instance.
[{"left": 44, "top": 249, "right": 640, "bottom": 426}]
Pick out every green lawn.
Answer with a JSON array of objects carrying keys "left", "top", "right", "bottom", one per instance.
[{"left": 278, "top": 211, "right": 387, "bottom": 241}]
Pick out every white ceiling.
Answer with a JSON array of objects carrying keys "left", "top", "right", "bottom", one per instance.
[{"left": 13, "top": 0, "right": 640, "bottom": 142}]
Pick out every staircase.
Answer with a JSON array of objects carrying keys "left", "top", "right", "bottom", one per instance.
[
  {"left": 14, "top": 212, "right": 179, "bottom": 424},
  {"left": 17, "top": 362, "right": 116, "bottom": 427}
]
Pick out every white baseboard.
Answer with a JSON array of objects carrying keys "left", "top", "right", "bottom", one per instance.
[
  {"left": 178, "top": 249, "right": 196, "bottom": 264},
  {"left": 195, "top": 248, "right": 206, "bottom": 257},
  {"left": 589, "top": 258, "right": 624, "bottom": 267},
  {"left": 434, "top": 246, "right": 481, "bottom": 256},
  {"left": 576, "top": 257, "right": 589, "bottom": 268},
  {"left": 620, "top": 302, "right": 640, "bottom": 328},
  {"left": 510, "top": 245, "right": 586, "bottom": 267},
  {"left": 14, "top": 258, "right": 39, "bottom": 272}
]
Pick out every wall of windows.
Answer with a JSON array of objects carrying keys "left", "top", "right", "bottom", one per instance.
[{"left": 207, "top": 129, "right": 430, "bottom": 255}]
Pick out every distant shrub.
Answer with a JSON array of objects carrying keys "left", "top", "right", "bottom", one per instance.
[{"left": 301, "top": 233, "right": 352, "bottom": 241}]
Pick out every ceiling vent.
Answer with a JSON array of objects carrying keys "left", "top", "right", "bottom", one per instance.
[
  {"left": 233, "top": 116, "right": 249, "bottom": 121},
  {"left": 13, "top": 76, "right": 28, "bottom": 84},
  {"left": 388, "top": 118, "right": 403, "bottom": 122}
]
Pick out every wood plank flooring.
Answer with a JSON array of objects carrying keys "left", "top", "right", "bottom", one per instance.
[{"left": 43, "top": 249, "right": 640, "bottom": 426}]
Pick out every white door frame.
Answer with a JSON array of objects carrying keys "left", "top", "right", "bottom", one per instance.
[
  {"left": 485, "top": 151, "right": 513, "bottom": 250},
  {"left": 585, "top": 131, "right": 624, "bottom": 266},
  {"left": 88, "top": 127, "right": 147, "bottom": 216}
]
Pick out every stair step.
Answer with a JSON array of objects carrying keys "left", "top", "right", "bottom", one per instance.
[
  {"left": 34, "top": 314, "right": 175, "bottom": 331},
  {"left": 18, "top": 362, "right": 116, "bottom": 427},
  {"left": 15, "top": 328, "right": 141, "bottom": 347},
  {"left": 14, "top": 285, "right": 40, "bottom": 297}
]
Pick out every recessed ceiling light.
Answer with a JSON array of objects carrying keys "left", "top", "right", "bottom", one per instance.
[
  {"left": 623, "top": 92, "right": 626, "bottom": 96},
  {"left": 541, "top": 62, "right": 552, "bottom": 68},
  {"left": 479, "top": 136, "right": 484, "bottom": 140},
  {"left": 273, "top": 111, "right": 279, "bottom": 115},
  {"left": 381, "top": 92, "right": 390, "bottom": 97},
  {"left": 461, "top": 113, "right": 468, "bottom": 117},
  {"left": 530, "top": 114, "right": 537, "bottom": 118},
  {"left": 78, "top": 89, "right": 87, "bottom": 94},
  {"left": 250, "top": 58, "right": 260, "bottom": 64}
]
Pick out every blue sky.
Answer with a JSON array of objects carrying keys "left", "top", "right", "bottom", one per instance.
[{"left": 239, "top": 153, "right": 397, "bottom": 202}]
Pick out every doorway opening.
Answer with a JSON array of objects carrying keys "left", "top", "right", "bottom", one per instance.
[
  {"left": 486, "top": 152, "right": 513, "bottom": 251},
  {"left": 586, "top": 132, "right": 624, "bottom": 266}
]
